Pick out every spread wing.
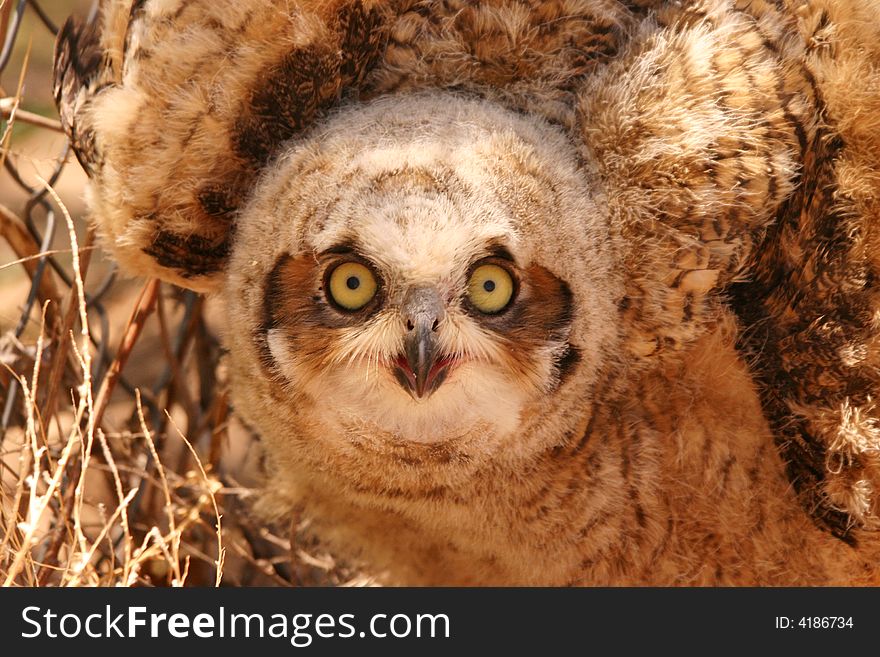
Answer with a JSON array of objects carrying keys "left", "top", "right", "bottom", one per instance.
[
  {"left": 53, "top": 9, "right": 106, "bottom": 177},
  {"left": 568, "top": 1, "right": 880, "bottom": 535},
  {"left": 730, "top": 0, "right": 880, "bottom": 538},
  {"left": 53, "top": 0, "right": 392, "bottom": 291}
]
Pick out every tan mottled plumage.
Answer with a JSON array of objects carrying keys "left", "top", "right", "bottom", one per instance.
[{"left": 55, "top": 0, "right": 880, "bottom": 584}]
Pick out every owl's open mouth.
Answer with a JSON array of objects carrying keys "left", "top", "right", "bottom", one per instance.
[{"left": 392, "top": 355, "right": 457, "bottom": 400}]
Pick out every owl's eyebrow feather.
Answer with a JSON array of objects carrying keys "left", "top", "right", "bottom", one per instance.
[
  {"left": 319, "top": 241, "right": 360, "bottom": 257},
  {"left": 483, "top": 243, "right": 516, "bottom": 264}
]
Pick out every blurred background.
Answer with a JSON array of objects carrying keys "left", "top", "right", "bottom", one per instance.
[{"left": 1, "top": 0, "right": 91, "bottom": 332}]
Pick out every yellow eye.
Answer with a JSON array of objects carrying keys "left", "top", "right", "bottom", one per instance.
[
  {"left": 327, "top": 261, "right": 378, "bottom": 311},
  {"left": 467, "top": 263, "right": 515, "bottom": 314}
]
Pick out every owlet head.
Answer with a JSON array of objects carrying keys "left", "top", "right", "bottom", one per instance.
[{"left": 224, "top": 92, "right": 621, "bottom": 448}]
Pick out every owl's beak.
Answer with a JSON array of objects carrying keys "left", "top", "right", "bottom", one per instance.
[{"left": 394, "top": 286, "right": 450, "bottom": 399}]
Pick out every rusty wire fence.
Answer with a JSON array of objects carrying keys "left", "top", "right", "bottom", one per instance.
[{"left": 0, "top": 0, "right": 351, "bottom": 587}]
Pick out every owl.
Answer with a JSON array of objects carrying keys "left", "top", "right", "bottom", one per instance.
[{"left": 54, "top": 0, "right": 880, "bottom": 585}]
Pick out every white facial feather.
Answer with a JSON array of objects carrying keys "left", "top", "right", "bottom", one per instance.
[
  {"left": 226, "top": 91, "right": 620, "bottom": 454},
  {"left": 266, "top": 219, "right": 533, "bottom": 443}
]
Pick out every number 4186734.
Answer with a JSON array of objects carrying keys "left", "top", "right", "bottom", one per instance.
[{"left": 775, "top": 617, "right": 853, "bottom": 629}]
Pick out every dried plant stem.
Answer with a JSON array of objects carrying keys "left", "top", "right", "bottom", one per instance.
[
  {"left": 136, "top": 391, "right": 183, "bottom": 585},
  {"left": 0, "top": 36, "right": 30, "bottom": 172},
  {"left": 0, "top": 304, "right": 49, "bottom": 580},
  {"left": 0, "top": 1, "right": 14, "bottom": 54},
  {"left": 92, "top": 279, "right": 160, "bottom": 429},
  {"left": 42, "top": 279, "right": 159, "bottom": 583},
  {"left": 166, "top": 411, "right": 225, "bottom": 586},
  {"left": 39, "top": 230, "right": 94, "bottom": 431},
  {"left": 64, "top": 488, "right": 136, "bottom": 587},
  {"left": 0, "top": 202, "right": 62, "bottom": 329},
  {"left": 38, "top": 177, "right": 95, "bottom": 561},
  {"left": 3, "top": 312, "right": 79, "bottom": 586},
  {"left": 0, "top": 98, "right": 64, "bottom": 132}
]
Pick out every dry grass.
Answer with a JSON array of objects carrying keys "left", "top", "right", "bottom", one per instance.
[
  {"left": 1, "top": 209, "right": 225, "bottom": 586},
  {"left": 0, "top": 0, "right": 365, "bottom": 588}
]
